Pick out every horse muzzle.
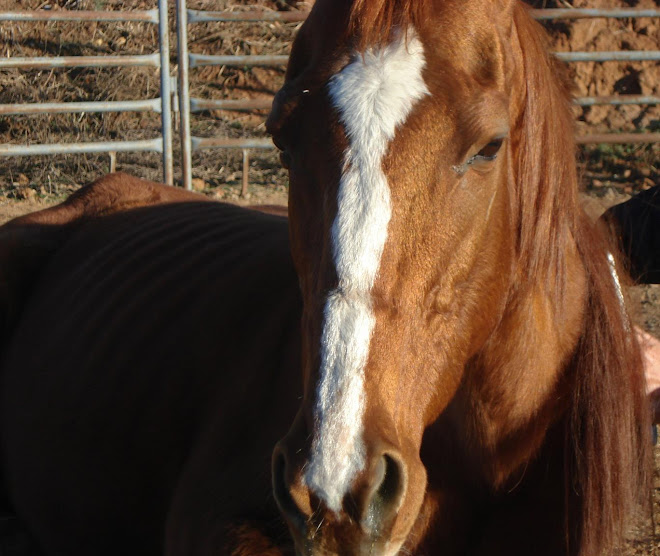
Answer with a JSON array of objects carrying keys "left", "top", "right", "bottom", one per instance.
[{"left": 272, "top": 430, "right": 422, "bottom": 555}]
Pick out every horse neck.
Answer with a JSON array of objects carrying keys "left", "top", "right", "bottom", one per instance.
[{"left": 441, "top": 228, "right": 588, "bottom": 490}]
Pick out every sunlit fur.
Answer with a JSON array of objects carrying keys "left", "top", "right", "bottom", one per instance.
[{"left": 270, "top": 0, "right": 651, "bottom": 555}]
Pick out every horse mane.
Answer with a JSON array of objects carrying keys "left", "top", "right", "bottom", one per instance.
[
  {"left": 348, "top": 0, "right": 431, "bottom": 49},
  {"left": 512, "top": 5, "right": 651, "bottom": 554},
  {"left": 567, "top": 223, "right": 651, "bottom": 555}
]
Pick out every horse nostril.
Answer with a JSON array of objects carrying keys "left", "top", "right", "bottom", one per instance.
[
  {"left": 272, "top": 449, "right": 307, "bottom": 534},
  {"left": 362, "top": 453, "right": 407, "bottom": 534},
  {"left": 377, "top": 454, "right": 404, "bottom": 504}
]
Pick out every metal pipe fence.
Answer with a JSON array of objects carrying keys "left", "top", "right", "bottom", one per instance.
[
  {"left": 1, "top": 4, "right": 657, "bottom": 191},
  {"left": 0, "top": 54, "right": 161, "bottom": 69},
  {"left": 0, "top": 0, "right": 174, "bottom": 185},
  {"left": 575, "top": 133, "right": 660, "bottom": 145},
  {"left": 0, "top": 139, "right": 163, "bottom": 156},
  {"left": 0, "top": 10, "right": 159, "bottom": 22},
  {"left": 176, "top": 4, "right": 660, "bottom": 191},
  {"left": 530, "top": 8, "right": 660, "bottom": 19},
  {"left": 0, "top": 99, "right": 163, "bottom": 116},
  {"left": 176, "top": 0, "right": 193, "bottom": 191}
]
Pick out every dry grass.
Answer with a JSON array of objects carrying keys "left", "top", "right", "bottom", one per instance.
[{"left": 0, "top": 0, "right": 305, "bottom": 196}]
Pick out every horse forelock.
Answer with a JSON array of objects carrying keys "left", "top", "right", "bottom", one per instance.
[
  {"left": 304, "top": 28, "right": 429, "bottom": 512},
  {"left": 348, "top": 0, "right": 432, "bottom": 50}
]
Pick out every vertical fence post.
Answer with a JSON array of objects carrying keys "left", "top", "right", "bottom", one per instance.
[
  {"left": 176, "top": 0, "right": 193, "bottom": 190},
  {"left": 157, "top": 0, "right": 173, "bottom": 185},
  {"left": 241, "top": 149, "right": 249, "bottom": 197}
]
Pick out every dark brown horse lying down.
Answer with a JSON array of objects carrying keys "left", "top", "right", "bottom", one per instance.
[
  {"left": 0, "top": 0, "right": 654, "bottom": 554},
  {"left": 0, "top": 173, "right": 300, "bottom": 555},
  {"left": 603, "top": 185, "right": 660, "bottom": 285}
]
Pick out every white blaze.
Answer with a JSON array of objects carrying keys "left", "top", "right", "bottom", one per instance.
[{"left": 305, "top": 29, "right": 429, "bottom": 512}]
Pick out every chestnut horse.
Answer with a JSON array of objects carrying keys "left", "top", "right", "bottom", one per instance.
[
  {"left": 0, "top": 2, "right": 651, "bottom": 556},
  {"left": 267, "top": 0, "right": 649, "bottom": 554}
]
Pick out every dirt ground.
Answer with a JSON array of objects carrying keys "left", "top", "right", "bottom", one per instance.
[{"left": 531, "top": 0, "right": 659, "bottom": 136}]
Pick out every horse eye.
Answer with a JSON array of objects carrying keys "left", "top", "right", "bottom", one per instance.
[{"left": 472, "top": 139, "right": 503, "bottom": 162}]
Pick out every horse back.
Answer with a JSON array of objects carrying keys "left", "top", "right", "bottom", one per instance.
[
  {"left": 0, "top": 173, "right": 207, "bottom": 347},
  {"left": 0, "top": 179, "right": 301, "bottom": 555}
]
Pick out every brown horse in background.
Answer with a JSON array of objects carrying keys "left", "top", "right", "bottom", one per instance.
[
  {"left": 0, "top": 174, "right": 301, "bottom": 556},
  {"left": 0, "top": 0, "right": 651, "bottom": 555}
]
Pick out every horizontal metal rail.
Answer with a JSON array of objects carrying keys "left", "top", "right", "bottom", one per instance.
[
  {"left": 2, "top": 50, "right": 655, "bottom": 73},
  {"left": 574, "top": 95, "right": 660, "bottom": 107},
  {"left": 2, "top": 7, "right": 655, "bottom": 25},
  {"left": 556, "top": 50, "right": 660, "bottom": 62},
  {"left": 0, "top": 53, "right": 160, "bottom": 69},
  {"left": 0, "top": 9, "right": 158, "bottom": 22},
  {"left": 0, "top": 99, "right": 162, "bottom": 115},
  {"left": 188, "top": 51, "right": 659, "bottom": 69},
  {"left": 190, "top": 98, "right": 272, "bottom": 112},
  {"left": 191, "top": 137, "right": 273, "bottom": 150},
  {"left": 189, "top": 54, "right": 288, "bottom": 68},
  {"left": 190, "top": 133, "right": 660, "bottom": 151},
  {"left": 0, "top": 138, "right": 163, "bottom": 156},
  {"left": 576, "top": 133, "right": 660, "bottom": 144},
  {"left": 188, "top": 9, "right": 308, "bottom": 23},
  {"left": 531, "top": 8, "right": 660, "bottom": 19},
  {"left": 186, "top": 7, "right": 660, "bottom": 24}
]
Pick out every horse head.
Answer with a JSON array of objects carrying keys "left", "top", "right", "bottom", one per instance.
[{"left": 267, "top": 1, "right": 649, "bottom": 554}]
